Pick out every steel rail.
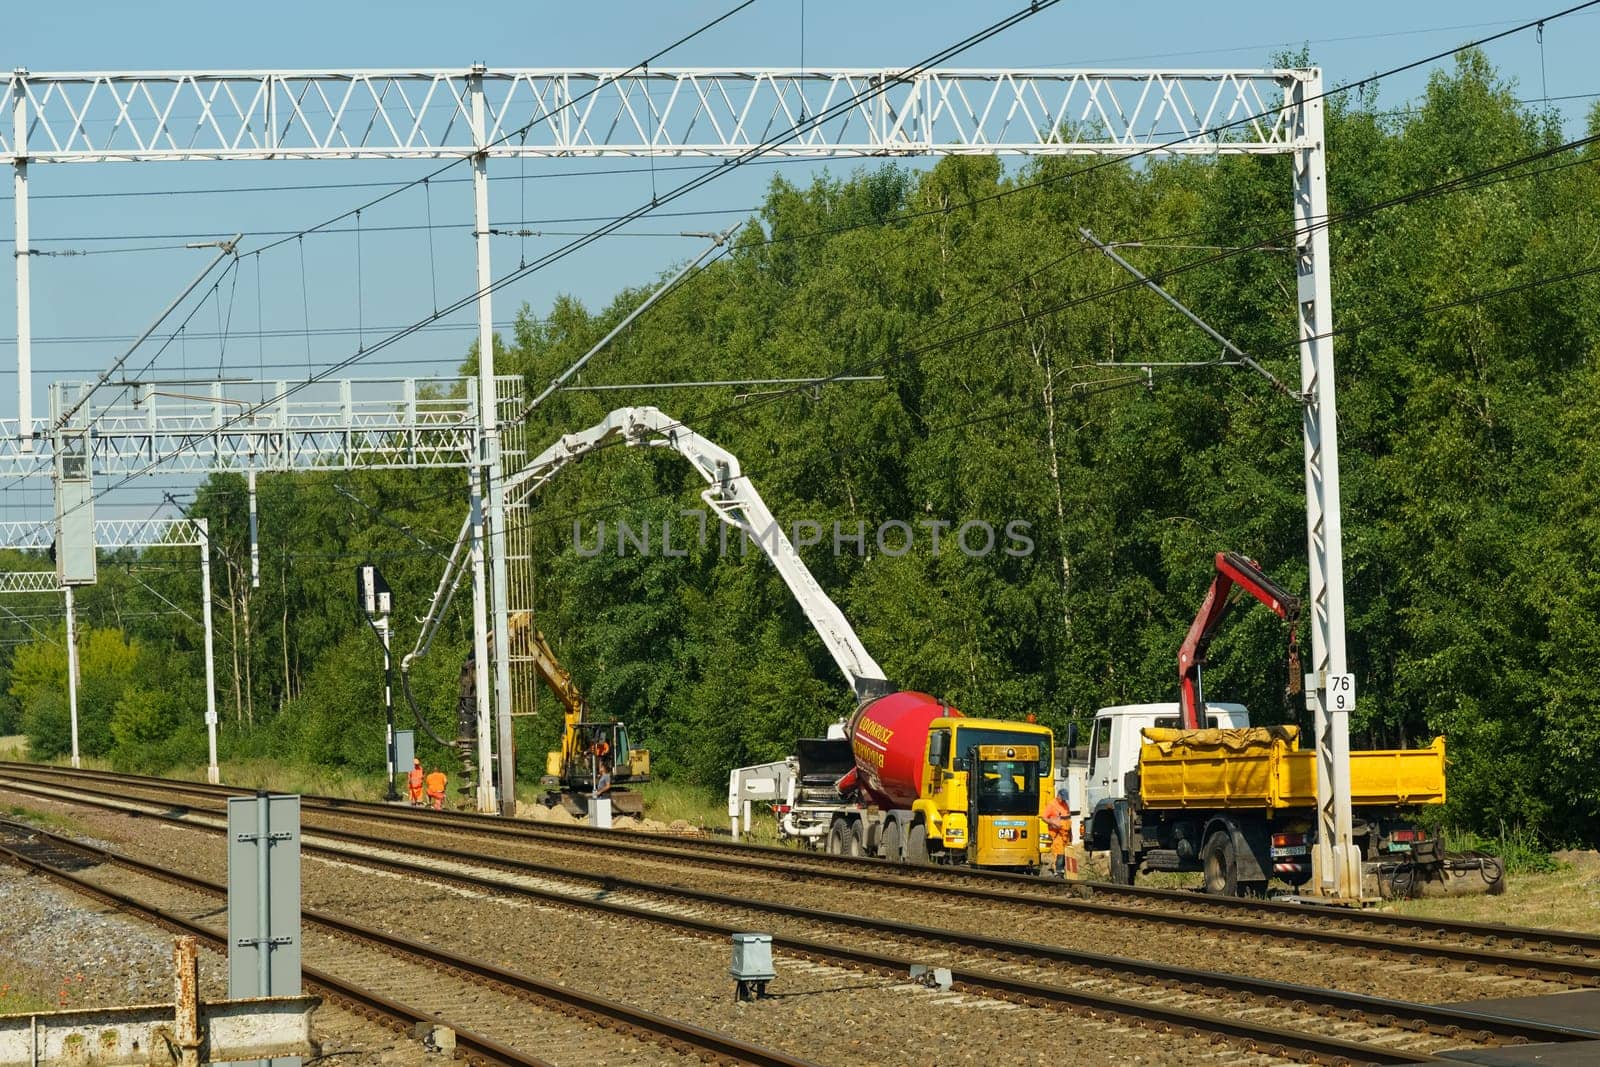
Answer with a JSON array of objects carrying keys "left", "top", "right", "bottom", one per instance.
[
  {"left": 289, "top": 815, "right": 1600, "bottom": 1043},
  {"left": 6, "top": 785, "right": 1595, "bottom": 1057},
  {"left": 6, "top": 763, "right": 1599, "bottom": 968},
  {"left": 0, "top": 760, "right": 1567, "bottom": 949},
  {"left": 0, "top": 819, "right": 816, "bottom": 1067},
  {"left": 0, "top": 814, "right": 1445, "bottom": 1066},
  {"left": 0, "top": 830, "right": 555, "bottom": 1067}
]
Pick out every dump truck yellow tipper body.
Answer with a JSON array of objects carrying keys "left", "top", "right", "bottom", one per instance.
[{"left": 1136, "top": 727, "right": 1447, "bottom": 810}]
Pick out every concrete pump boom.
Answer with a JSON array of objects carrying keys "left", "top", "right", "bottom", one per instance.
[{"left": 512, "top": 406, "right": 893, "bottom": 702}]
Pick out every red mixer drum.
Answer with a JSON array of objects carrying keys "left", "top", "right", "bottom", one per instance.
[{"left": 845, "top": 690, "right": 962, "bottom": 809}]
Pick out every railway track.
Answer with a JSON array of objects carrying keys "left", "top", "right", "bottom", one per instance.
[
  {"left": 8, "top": 778, "right": 1600, "bottom": 1064},
  {"left": 6, "top": 762, "right": 1598, "bottom": 981},
  {"left": 0, "top": 818, "right": 816, "bottom": 1067}
]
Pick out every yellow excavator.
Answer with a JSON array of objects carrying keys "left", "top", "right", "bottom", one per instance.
[{"left": 503, "top": 611, "right": 651, "bottom": 816}]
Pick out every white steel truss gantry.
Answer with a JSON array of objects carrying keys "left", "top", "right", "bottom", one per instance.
[
  {"left": 3, "top": 68, "right": 1300, "bottom": 164},
  {"left": 0, "top": 517, "right": 220, "bottom": 782},
  {"left": 7, "top": 62, "right": 1357, "bottom": 898},
  {"left": 0, "top": 376, "right": 515, "bottom": 478}
]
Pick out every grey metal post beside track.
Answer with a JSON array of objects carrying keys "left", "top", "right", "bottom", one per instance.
[
  {"left": 227, "top": 792, "right": 302, "bottom": 1067},
  {"left": 378, "top": 614, "right": 397, "bottom": 800},
  {"left": 468, "top": 477, "right": 496, "bottom": 812},
  {"left": 63, "top": 586, "right": 80, "bottom": 768},
  {"left": 10, "top": 71, "right": 30, "bottom": 452},
  {"left": 198, "top": 519, "right": 220, "bottom": 784},
  {"left": 1291, "top": 71, "right": 1358, "bottom": 901},
  {"left": 468, "top": 63, "right": 518, "bottom": 817},
  {"left": 248, "top": 469, "right": 260, "bottom": 589}
]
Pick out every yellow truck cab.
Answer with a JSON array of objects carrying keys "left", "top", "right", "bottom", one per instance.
[{"left": 916, "top": 731, "right": 1045, "bottom": 868}]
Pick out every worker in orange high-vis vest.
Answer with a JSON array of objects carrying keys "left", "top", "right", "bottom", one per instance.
[
  {"left": 1044, "top": 785, "right": 1074, "bottom": 878},
  {"left": 425, "top": 767, "right": 449, "bottom": 811},
  {"left": 406, "top": 758, "right": 425, "bottom": 806}
]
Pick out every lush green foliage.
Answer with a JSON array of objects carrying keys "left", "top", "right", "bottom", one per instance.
[{"left": 2, "top": 53, "right": 1597, "bottom": 846}]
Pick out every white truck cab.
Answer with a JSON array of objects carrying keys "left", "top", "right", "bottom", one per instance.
[{"left": 1080, "top": 702, "right": 1250, "bottom": 816}]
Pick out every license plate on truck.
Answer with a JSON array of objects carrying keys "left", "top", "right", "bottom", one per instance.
[{"left": 1272, "top": 845, "right": 1310, "bottom": 857}]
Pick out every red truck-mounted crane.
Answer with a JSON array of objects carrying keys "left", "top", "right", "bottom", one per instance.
[{"left": 1177, "top": 551, "right": 1301, "bottom": 730}]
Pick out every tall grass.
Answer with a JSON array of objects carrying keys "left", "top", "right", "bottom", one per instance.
[{"left": 1444, "top": 823, "right": 1564, "bottom": 875}]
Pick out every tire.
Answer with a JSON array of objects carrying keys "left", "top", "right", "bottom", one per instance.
[
  {"left": 882, "top": 819, "right": 905, "bottom": 863},
  {"left": 827, "top": 819, "right": 850, "bottom": 856},
  {"left": 1201, "top": 829, "right": 1241, "bottom": 896},
  {"left": 905, "top": 819, "right": 930, "bottom": 865},
  {"left": 1108, "top": 823, "right": 1136, "bottom": 886},
  {"left": 846, "top": 819, "right": 865, "bottom": 858}
]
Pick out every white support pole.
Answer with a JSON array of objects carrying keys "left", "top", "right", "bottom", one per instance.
[
  {"left": 197, "top": 519, "right": 220, "bottom": 784},
  {"left": 63, "top": 585, "right": 80, "bottom": 767},
  {"left": 469, "top": 63, "right": 517, "bottom": 816},
  {"left": 378, "top": 613, "right": 395, "bottom": 790},
  {"left": 468, "top": 473, "right": 495, "bottom": 813},
  {"left": 1291, "top": 70, "right": 1359, "bottom": 900},
  {"left": 247, "top": 468, "right": 260, "bottom": 589},
  {"left": 11, "top": 72, "right": 33, "bottom": 452}
]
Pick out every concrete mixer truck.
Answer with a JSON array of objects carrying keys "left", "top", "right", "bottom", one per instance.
[
  {"left": 737, "top": 690, "right": 1054, "bottom": 869},
  {"left": 506, "top": 406, "right": 1056, "bottom": 871}
]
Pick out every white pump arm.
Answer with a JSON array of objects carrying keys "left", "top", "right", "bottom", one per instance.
[{"left": 509, "top": 406, "right": 892, "bottom": 701}]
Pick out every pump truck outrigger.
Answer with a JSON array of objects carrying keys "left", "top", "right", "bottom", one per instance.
[
  {"left": 508, "top": 406, "right": 1054, "bottom": 871},
  {"left": 1075, "top": 551, "right": 1504, "bottom": 899}
]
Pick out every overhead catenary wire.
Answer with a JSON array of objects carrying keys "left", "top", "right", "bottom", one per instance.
[
  {"left": 502, "top": 80, "right": 1600, "bottom": 518},
  {"left": 393, "top": 11, "right": 1600, "bottom": 413},
  {"left": 0, "top": 6, "right": 770, "bottom": 458},
  {"left": 0, "top": 205, "right": 759, "bottom": 246},
  {"left": 707, "top": 113, "right": 1600, "bottom": 439},
  {"left": 244, "top": 0, "right": 763, "bottom": 261},
  {"left": 24, "top": 1, "right": 1593, "bottom": 540},
  {"left": 68, "top": 55, "right": 1593, "bottom": 534},
  {"left": 44, "top": 2, "right": 1064, "bottom": 523}
]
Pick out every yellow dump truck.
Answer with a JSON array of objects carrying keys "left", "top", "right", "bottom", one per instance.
[
  {"left": 1138, "top": 725, "right": 1446, "bottom": 811},
  {"left": 1077, "top": 703, "right": 1459, "bottom": 897}
]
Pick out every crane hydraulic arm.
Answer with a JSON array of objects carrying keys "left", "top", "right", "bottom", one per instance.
[
  {"left": 509, "top": 406, "right": 893, "bottom": 702},
  {"left": 1178, "top": 551, "right": 1301, "bottom": 729}
]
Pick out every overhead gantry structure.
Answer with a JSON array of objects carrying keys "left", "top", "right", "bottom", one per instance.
[{"left": 5, "top": 62, "right": 1357, "bottom": 896}]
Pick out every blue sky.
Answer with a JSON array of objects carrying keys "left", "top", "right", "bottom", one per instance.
[{"left": 2, "top": 1, "right": 1594, "bottom": 514}]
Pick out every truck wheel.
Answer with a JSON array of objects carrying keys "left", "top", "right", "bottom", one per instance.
[
  {"left": 882, "top": 820, "right": 905, "bottom": 863},
  {"left": 827, "top": 819, "right": 850, "bottom": 856},
  {"left": 846, "top": 819, "right": 865, "bottom": 858},
  {"left": 905, "top": 820, "right": 930, "bottom": 865},
  {"left": 1108, "top": 824, "right": 1136, "bottom": 885},
  {"left": 1201, "top": 830, "right": 1240, "bottom": 896}
]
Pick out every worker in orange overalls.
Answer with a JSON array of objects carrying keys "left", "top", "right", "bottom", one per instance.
[
  {"left": 406, "top": 758, "right": 425, "bottom": 806},
  {"left": 1044, "top": 785, "right": 1074, "bottom": 878},
  {"left": 424, "top": 767, "right": 449, "bottom": 811}
]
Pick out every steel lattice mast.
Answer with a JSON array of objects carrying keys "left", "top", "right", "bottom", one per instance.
[{"left": 4, "top": 65, "right": 1357, "bottom": 897}]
